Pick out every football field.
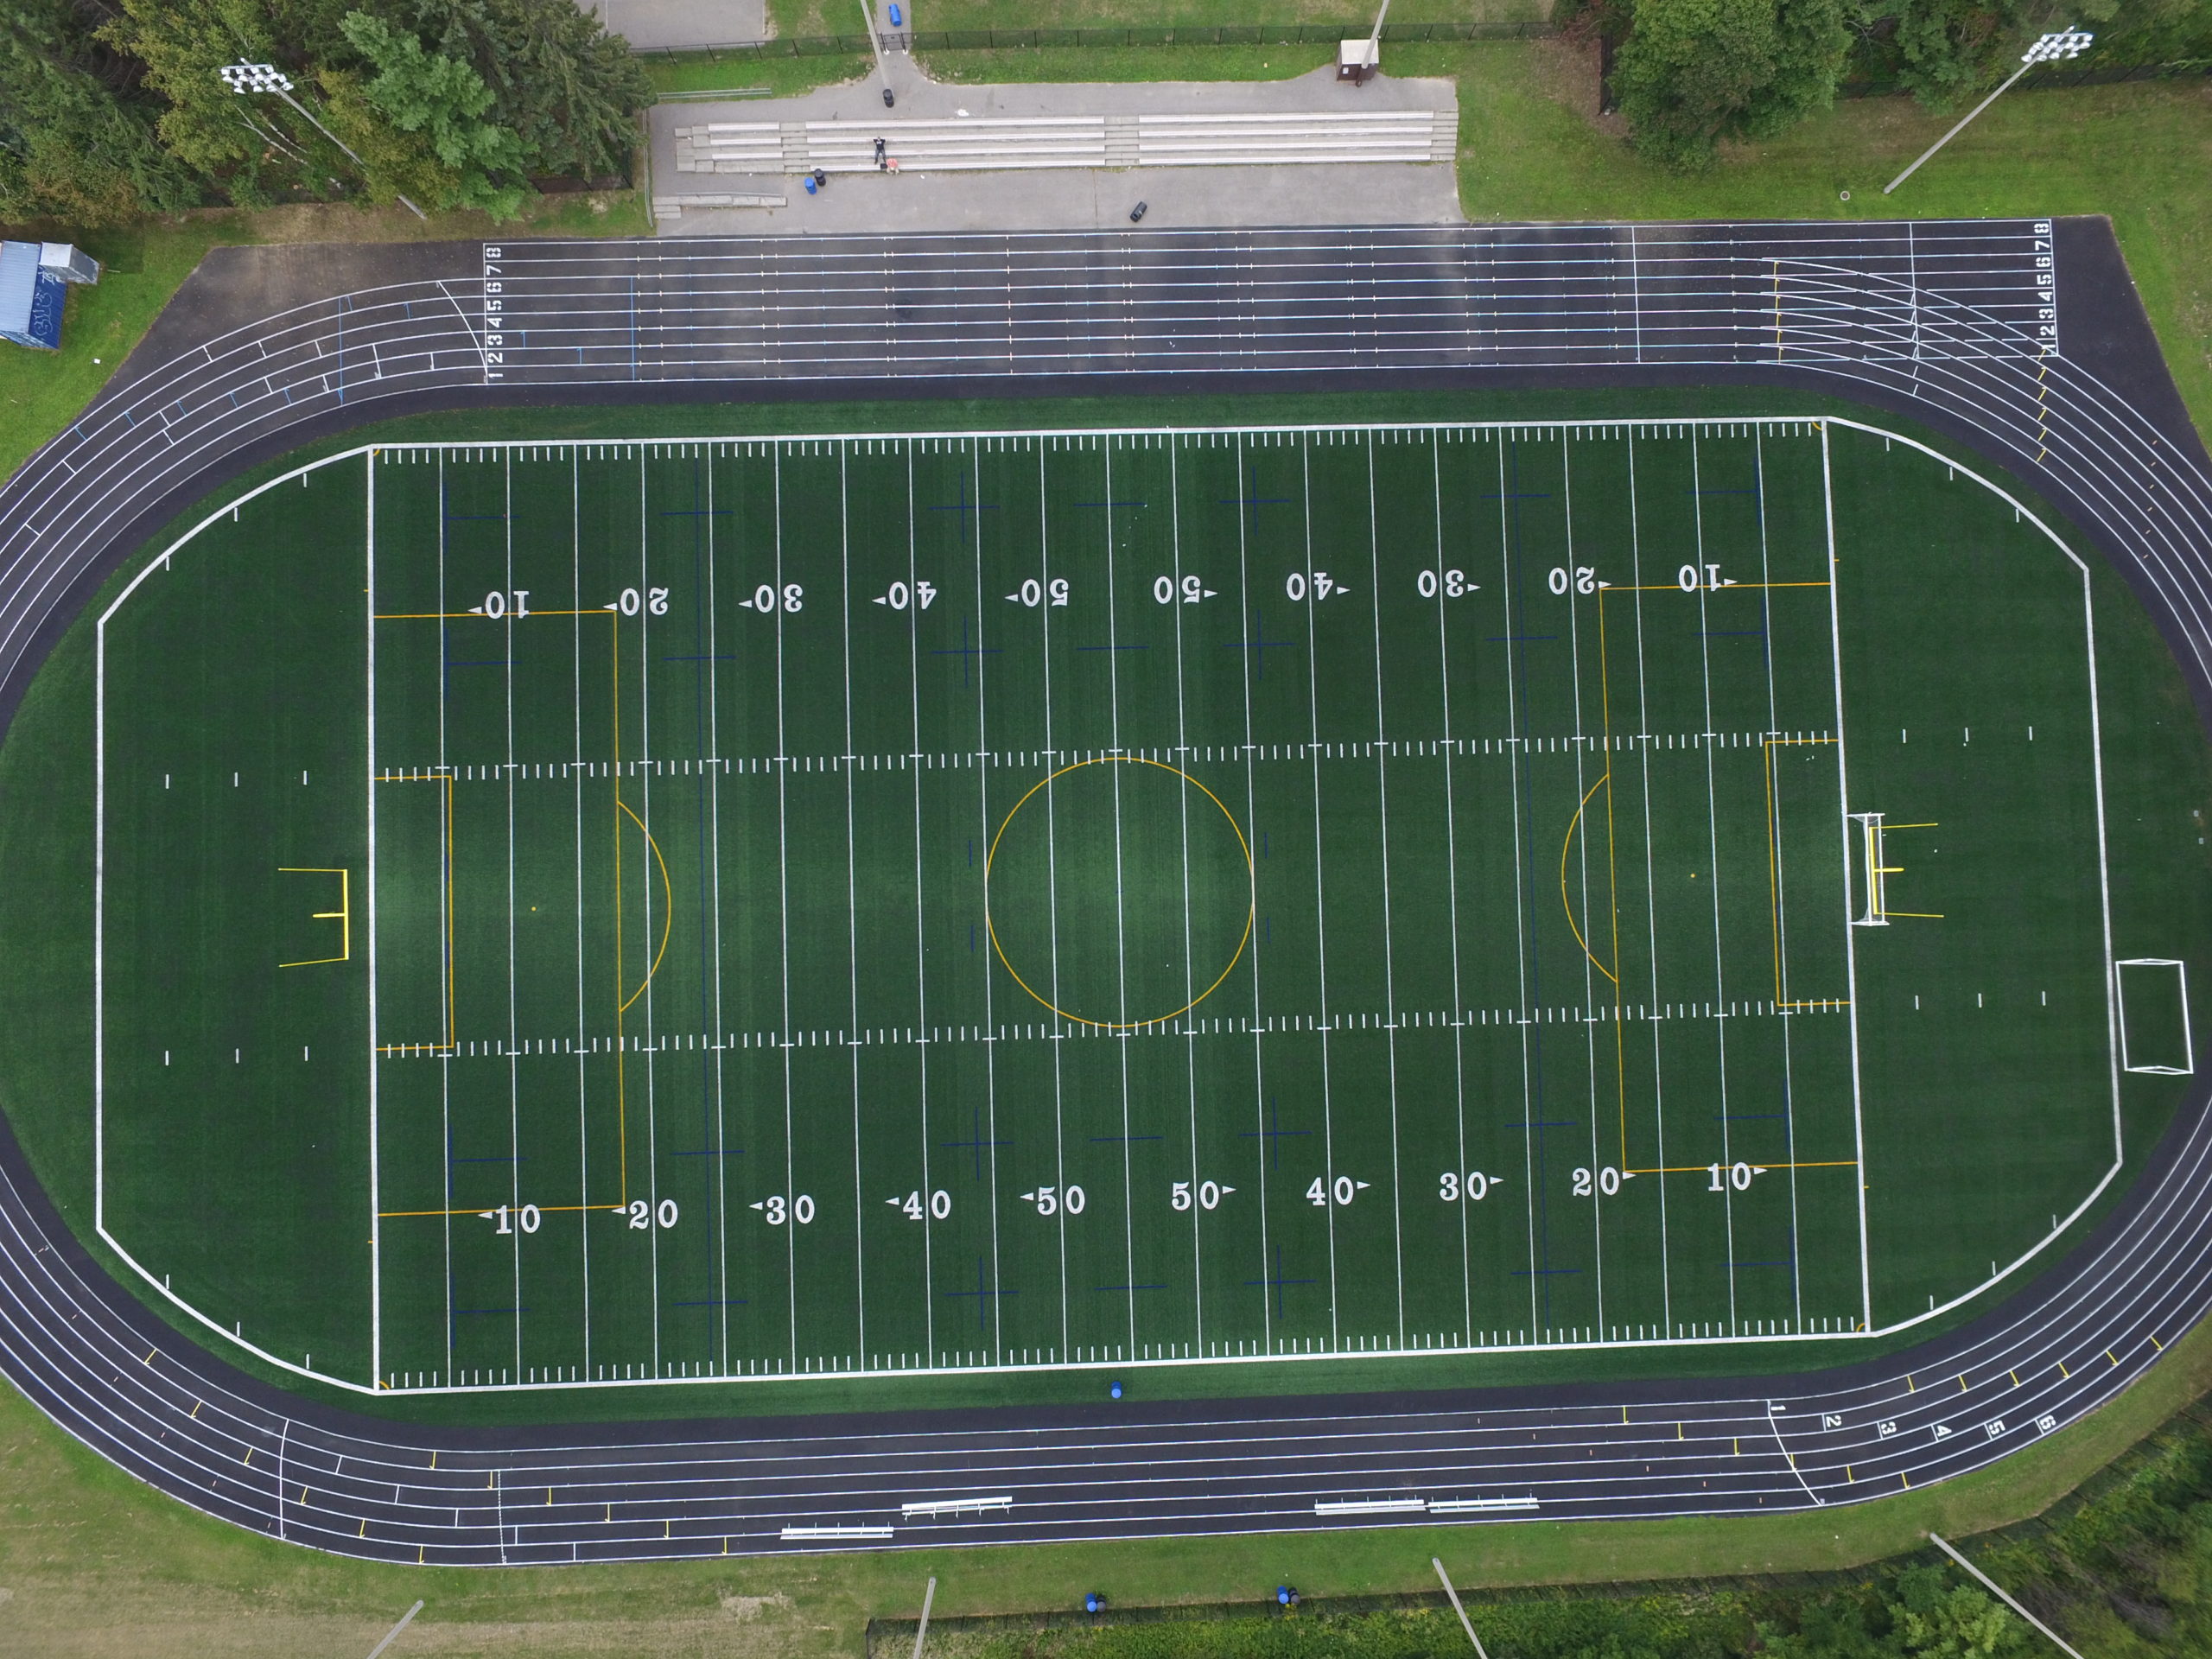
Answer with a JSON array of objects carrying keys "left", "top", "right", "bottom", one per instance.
[{"left": 91, "top": 416, "right": 2132, "bottom": 1395}]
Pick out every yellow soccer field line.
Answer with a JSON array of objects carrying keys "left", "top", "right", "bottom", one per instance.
[
  {"left": 378, "top": 1203, "right": 626, "bottom": 1219},
  {"left": 277, "top": 867, "right": 350, "bottom": 966},
  {"left": 982, "top": 756, "right": 1255, "bottom": 1031},
  {"left": 614, "top": 798, "right": 673, "bottom": 1015},
  {"left": 1627, "top": 1160, "right": 1861, "bottom": 1175},
  {"left": 1558, "top": 772, "right": 1618, "bottom": 988}
]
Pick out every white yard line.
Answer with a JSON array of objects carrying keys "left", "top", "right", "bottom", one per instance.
[
  {"left": 1299, "top": 435, "right": 1343, "bottom": 1352},
  {"left": 504, "top": 448, "right": 524, "bottom": 1376},
  {"left": 1626, "top": 431, "right": 1675, "bottom": 1334},
  {"left": 1430, "top": 433, "right": 1475, "bottom": 1341},
  {"left": 570, "top": 449, "right": 594, "bottom": 1380},
  {"left": 970, "top": 437, "right": 1006, "bottom": 1365},
  {"left": 640, "top": 447, "right": 666, "bottom": 1379},
  {"left": 439, "top": 450, "right": 454, "bottom": 1386},
  {"left": 1821, "top": 425, "right": 1876, "bottom": 1332},
  {"left": 905, "top": 444, "right": 938, "bottom": 1360},
  {"left": 1752, "top": 430, "right": 1808, "bottom": 1332},
  {"left": 1560, "top": 431, "right": 1608, "bottom": 1337},
  {"left": 841, "top": 442, "right": 867, "bottom": 1363},
  {"left": 1105, "top": 442, "right": 1140, "bottom": 1359},
  {"left": 1688, "top": 430, "right": 1740, "bottom": 1334},
  {"left": 1496, "top": 436, "right": 1541, "bottom": 1338},
  {"left": 709, "top": 446, "right": 734, "bottom": 1373},
  {"left": 1168, "top": 438, "right": 1205, "bottom": 1349},
  {"left": 366, "top": 449, "right": 384, "bottom": 1385},
  {"left": 1363, "top": 432, "right": 1408, "bottom": 1346},
  {"left": 1232, "top": 431, "right": 1274, "bottom": 1355},
  {"left": 774, "top": 446, "right": 796, "bottom": 1371},
  {"left": 1038, "top": 440, "right": 1071, "bottom": 1361}
]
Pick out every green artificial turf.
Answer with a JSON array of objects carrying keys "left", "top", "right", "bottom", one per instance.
[{"left": 16, "top": 392, "right": 2196, "bottom": 1421}]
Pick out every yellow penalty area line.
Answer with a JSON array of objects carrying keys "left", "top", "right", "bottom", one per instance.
[
  {"left": 1628, "top": 1160, "right": 1860, "bottom": 1174},
  {"left": 378, "top": 1203, "right": 626, "bottom": 1218}
]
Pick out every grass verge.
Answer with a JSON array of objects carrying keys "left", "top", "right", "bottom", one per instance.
[{"left": 3, "top": 1246, "right": 2211, "bottom": 1656}]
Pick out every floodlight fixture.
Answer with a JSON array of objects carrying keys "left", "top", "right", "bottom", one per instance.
[
  {"left": 1885, "top": 27, "right": 2093, "bottom": 194},
  {"left": 219, "top": 60, "right": 428, "bottom": 219},
  {"left": 219, "top": 61, "right": 293, "bottom": 95}
]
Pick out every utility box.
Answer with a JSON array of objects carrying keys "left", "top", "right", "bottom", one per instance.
[
  {"left": 1337, "top": 37, "right": 1378, "bottom": 82},
  {"left": 0, "top": 240, "right": 99, "bottom": 351}
]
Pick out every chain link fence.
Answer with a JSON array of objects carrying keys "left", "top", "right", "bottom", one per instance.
[{"left": 635, "top": 19, "right": 1555, "bottom": 63}]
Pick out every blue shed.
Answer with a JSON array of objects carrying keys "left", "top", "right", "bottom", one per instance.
[{"left": 1, "top": 242, "right": 99, "bottom": 351}]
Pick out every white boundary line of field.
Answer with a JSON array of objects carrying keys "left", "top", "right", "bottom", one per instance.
[{"left": 87, "top": 415, "right": 2125, "bottom": 1396}]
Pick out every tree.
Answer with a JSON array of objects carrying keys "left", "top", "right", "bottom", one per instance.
[
  {"left": 102, "top": 0, "right": 339, "bottom": 207},
  {"left": 1611, "top": 0, "right": 1852, "bottom": 168},
  {"left": 340, "top": 8, "right": 526, "bottom": 214},
  {"left": 1, "top": 0, "right": 199, "bottom": 226},
  {"left": 385, "top": 0, "right": 650, "bottom": 181}
]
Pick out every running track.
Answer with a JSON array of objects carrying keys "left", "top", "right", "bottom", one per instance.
[{"left": 3, "top": 217, "right": 2211, "bottom": 1564}]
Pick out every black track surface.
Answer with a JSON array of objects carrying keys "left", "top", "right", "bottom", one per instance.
[{"left": 1, "top": 216, "right": 2209, "bottom": 1563}]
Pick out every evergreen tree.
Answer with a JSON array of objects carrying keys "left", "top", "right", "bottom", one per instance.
[
  {"left": 387, "top": 0, "right": 650, "bottom": 180},
  {"left": 1, "top": 0, "right": 199, "bottom": 225},
  {"left": 339, "top": 8, "right": 526, "bottom": 213}
]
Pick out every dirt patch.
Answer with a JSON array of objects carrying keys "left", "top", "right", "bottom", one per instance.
[{"left": 721, "top": 1591, "right": 796, "bottom": 1620}]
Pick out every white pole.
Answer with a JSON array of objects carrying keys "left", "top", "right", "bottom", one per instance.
[
  {"left": 1432, "top": 1559, "right": 1490, "bottom": 1657},
  {"left": 910, "top": 1576, "right": 938, "bottom": 1659},
  {"left": 1885, "top": 29, "right": 2090, "bottom": 194},
  {"left": 1927, "top": 1535, "right": 2087, "bottom": 1659},
  {"left": 365, "top": 1600, "right": 425, "bottom": 1659},
  {"left": 861, "top": 0, "right": 892, "bottom": 84},
  {"left": 1881, "top": 60, "right": 2033, "bottom": 194},
  {"left": 1366, "top": 0, "right": 1392, "bottom": 65}
]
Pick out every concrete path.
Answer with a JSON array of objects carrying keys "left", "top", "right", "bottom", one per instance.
[
  {"left": 586, "top": 0, "right": 763, "bottom": 53},
  {"left": 649, "top": 60, "right": 1465, "bottom": 236}
]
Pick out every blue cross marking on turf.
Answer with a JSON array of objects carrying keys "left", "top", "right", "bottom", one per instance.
[
  {"left": 1243, "top": 1243, "right": 1316, "bottom": 1320},
  {"left": 940, "top": 1104, "right": 1009, "bottom": 1182},
  {"left": 929, "top": 474, "right": 998, "bottom": 547},
  {"left": 941, "top": 1255, "right": 1014, "bottom": 1332},
  {"left": 1236, "top": 1096, "right": 1311, "bottom": 1170},
  {"left": 931, "top": 615, "right": 1002, "bottom": 688},
  {"left": 1224, "top": 610, "right": 1296, "bottom": 682},
  {"left": 1219, "top": 465, "right": 1289, "bottom": 531}
]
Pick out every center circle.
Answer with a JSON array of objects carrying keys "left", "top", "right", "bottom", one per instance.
[{"left": 983, "top": 758, "right": 1255, "bottom": 1030}]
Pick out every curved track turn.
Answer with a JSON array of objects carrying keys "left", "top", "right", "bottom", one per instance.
[{"left": 1, "top": 219, "right": 2209, "bottom": 1563}]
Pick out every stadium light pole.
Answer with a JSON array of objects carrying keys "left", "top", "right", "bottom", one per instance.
[
  {"left": 219, "top": 61, "right": 429, "bottom": 219},
  {"left": 1883, "top": 28, "right": 2092, "bottom": 194}
]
